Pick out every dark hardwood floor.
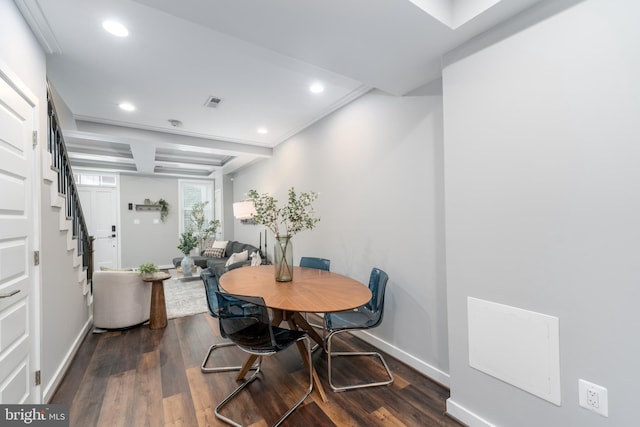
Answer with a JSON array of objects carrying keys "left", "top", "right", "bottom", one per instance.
[{"left": 51, "top": 313, "right": 465, "bottom": 426}]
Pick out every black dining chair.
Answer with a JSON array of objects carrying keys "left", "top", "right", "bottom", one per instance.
[
  {"left": 299, "top": 256, "right": 330, "bottom": 271},
  {"left": 214, "top": 291, "right": 313, "bottom": 426},
  {"left": 200, "top": 269, "right": 257, "bottom": 374},
  {"left": 324, "top": 267, "right": 394, "bottom": 392},
  {"left": 299, "top": 256, "right": 331, "bottom": 342}
]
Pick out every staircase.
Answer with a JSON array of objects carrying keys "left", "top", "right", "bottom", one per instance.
[{"left": 43, "top": 85, "right": 94, "bottom": 301}]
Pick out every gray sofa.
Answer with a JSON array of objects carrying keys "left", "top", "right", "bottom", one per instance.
[{"left": 172, "top": 240, "right": 260, "bottom": 272}]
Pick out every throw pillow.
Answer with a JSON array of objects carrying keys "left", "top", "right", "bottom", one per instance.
[
  {"left": 225, "top": 249, "right": 249, "bottom": 267},
  {"left": 212, "top": 240, "right": 228, "bottom": 248},
  {"left": 205, "top": 247, "right": 226, "bottom": 258},
  {"left": 204, "top": 240, "right": 228, "bottom": 257}
]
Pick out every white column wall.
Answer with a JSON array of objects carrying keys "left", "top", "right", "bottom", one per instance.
[{"left": 443, "top": 0, "right": 640, "bottom": 425}]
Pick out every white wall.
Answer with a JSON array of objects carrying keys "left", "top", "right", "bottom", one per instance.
[
  {"left": 48, "top": 84, "right": 77, "bottom": 131},
  {"left": 443, "top": 0, "right": 640, "bottom": 425},
  {"left": 119, "top": 175, "right": 223, "bottom": 267},
  {"left": 2, "top": 0, "right": 92, "bottom": 402},
  {"left": 119, "top": 175, "right": 181, "bottom": 267},
  {"left": 39, "top": 183, "right": 92, "bottom": 400},
  {"left": 0, "top": 0, "right": 45, "bottom": 96},
  {"left": 231, "top": 90, "right": 449, "bottom": 381}
]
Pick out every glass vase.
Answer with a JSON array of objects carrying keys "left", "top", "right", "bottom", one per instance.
[
  {"left": 181, "top": 255, "right": 194, "bottom": 277},
  {"left": 274, "top": 236, "right": 293, "bottom": 282}
]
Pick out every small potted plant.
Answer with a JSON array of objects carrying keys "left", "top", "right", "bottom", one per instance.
[{"left": 138, "top": 262, "right": 159, "bottom": 279}]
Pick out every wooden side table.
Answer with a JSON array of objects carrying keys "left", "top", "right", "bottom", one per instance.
[{"left": 142, "top": 272, "right": 171, "bottom": 329}]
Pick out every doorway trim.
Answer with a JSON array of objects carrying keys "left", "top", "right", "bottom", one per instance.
[
  {"left": 75, "top": 170, "right": 121, "bottom": 269},
  {"left": 0, "top": 59, "right": 42, "bottom": 403}
]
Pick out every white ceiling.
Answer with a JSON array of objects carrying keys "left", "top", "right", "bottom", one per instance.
[{"left": 16, "top": 0, "right": 544, "bottom": 178}]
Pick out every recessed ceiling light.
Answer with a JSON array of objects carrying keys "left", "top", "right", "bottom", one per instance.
[
  {"left": 257, "top": 127, "right": 268, "bottom": 134},
  {"left": 309, "top": 82, "right": 325, "bottom": 93},
  {"left": 118, "top": 102, "right": 135, "bottom": 111},
  {"left": 102, "top": 20, "right": 129, "bottom": 37}
]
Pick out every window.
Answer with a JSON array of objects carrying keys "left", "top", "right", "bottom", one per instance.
[
  {"left": 74, "top": 172, "right": 116, "bottom": 187},
  {"left": 179, "top": 180, "right": 214, "bottom": 233}
]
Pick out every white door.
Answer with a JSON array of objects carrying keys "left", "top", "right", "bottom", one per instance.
[
  {"left": 0, "top": 71, "right": 37, "bottom": 402},
  {"left": 78, "top": 186, "right": 118, "bottom": 269}
]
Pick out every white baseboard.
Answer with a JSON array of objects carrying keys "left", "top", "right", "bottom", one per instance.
[
  {"left": 351, "top": 330, "right": 450, "bottom": 387},
  {"left": 43, "top": 316, "right": 94, "bottom": 403},
  {"left": 446, "top": 398, "right": 496, "bottom": 427}
]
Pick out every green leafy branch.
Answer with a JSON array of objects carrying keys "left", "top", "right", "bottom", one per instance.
[
  {"left": 177, "top": 229, "right": 198, "bottom": 256},
  {"left": 247, "top": 187, "right": 319, "bottom": 238},
  {"left": 190, "top": 201, "right": 221, "bottom": 252}
]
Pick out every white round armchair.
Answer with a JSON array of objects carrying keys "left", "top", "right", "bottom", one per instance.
[{"left": 92, "top": 271, "right": 152, "bottom": 329}]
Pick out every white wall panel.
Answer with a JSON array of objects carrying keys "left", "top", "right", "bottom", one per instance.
[
  {"left": 0, "top": 240, "right": 27, "bottom": 284},
  {"left": 468, "top": 297, "right": 560, "bottom": 405},
  {"left": 0, "top": 300, "right": 27, "bottom": 352},
  {"left": 0, "top": 358, "right": 28, "bottom": 403}
]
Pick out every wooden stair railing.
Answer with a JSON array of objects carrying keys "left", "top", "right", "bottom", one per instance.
[{"left": 47, "top": 85, "right": 94, "bottom": 291}]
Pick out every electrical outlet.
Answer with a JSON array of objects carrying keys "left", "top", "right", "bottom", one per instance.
[
  {"left": 579, "top": 379, "right": 608, "bottom": 417},
  {"left": 587, "top": 389, "right": 599, "bottom": 408}
]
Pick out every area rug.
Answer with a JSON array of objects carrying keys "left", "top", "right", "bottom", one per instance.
[{"left": 164, "top": 278, "right": 208, "bottom": 319}]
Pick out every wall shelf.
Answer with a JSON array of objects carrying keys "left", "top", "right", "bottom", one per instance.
[{"left": 135, "top": 204, "right": 161, "bottom": 211}]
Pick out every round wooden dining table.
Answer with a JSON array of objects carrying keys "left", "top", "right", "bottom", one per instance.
[{"left": 219, "top": 265, "right": 371, "bottom": 401}]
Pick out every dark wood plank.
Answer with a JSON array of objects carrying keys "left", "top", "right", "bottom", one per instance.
[
  {"left": 185, "top": 367, "right": 218, "bottom": 427},
  {"left": 49, "top": 313, "right": 465, "bottom": 427},
  {"left": 158, "top": 321, "right": 191, "bottom": 398},
  {"left": 96, "top": 369, "right": 136, "bottom": 427},
  {"left": 110, "top": 326, "right": 141, "bottom": 374},
  {"left": 48, "top": 330, "right": 100, "bottom": 403},
  {"left": 62, "top": 332, "right": 125, "bottom": 427},
  {"left": 158, "top": 321, "right": 199, "bottom": 426},
  {"left": 163, "top": 392, "right": 197, "bottom": 427},
  {"left": 174, "top": 314, "right": 213, "bottom": 370},
  {"left": 131, "top": 350, "right": 164, "bottom": 427}
]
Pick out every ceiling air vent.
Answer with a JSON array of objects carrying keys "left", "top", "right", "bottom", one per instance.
[{"left": 204, "top": 96, "right": 222, "bottom": 108}]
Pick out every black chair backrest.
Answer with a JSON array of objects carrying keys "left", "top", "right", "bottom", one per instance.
[
  {"left": 300, "top": 257, "right": 330, "bottom": 271},
  {"left": 201, "top": 268, "right": 221, "bottom": 317},
  {"left": 365, "top": 268, "right": 389, "bottom": 327},
  {"left": 214, "top": 292, "right": 275, "bottom": 351}
]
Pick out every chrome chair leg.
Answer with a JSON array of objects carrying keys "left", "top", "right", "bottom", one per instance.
[
  {"left": 305, "top": 312, "right": 325, "bottom": 330},
  {"left": 326, "top": 329, "right": 394, "bottom": 392},
  {"left": 306, "top": 313, "right": 325, "bottom": 353},
  {"left": 272, "top": 336, "right": 313, "bottom": 426},
  {"left": 201, "top": 341, "right": 259, "bottom": 373},
  {"left": 214, "top": 357, "right": 263, "bottom": 427},
  {"left": 214, "top": 336, "right": 313, "bottom": 427}
]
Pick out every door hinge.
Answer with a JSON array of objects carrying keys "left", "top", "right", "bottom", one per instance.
[
  {"left": 32, "top": 130, "right": 38, "bottom": 148},
  {"left": 34, "top": 251, "right": 40, "bottom": 266},
  {"left": 35, "top": 370, "right": 41, "bottom": 386}
]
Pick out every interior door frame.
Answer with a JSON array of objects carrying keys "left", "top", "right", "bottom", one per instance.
[
  {"left": 0, "top": 60, "right": 42, "bottom": 403},
  {"left": 75, "top": 170, "right": 121, "bottom": 270}
]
